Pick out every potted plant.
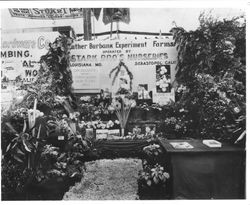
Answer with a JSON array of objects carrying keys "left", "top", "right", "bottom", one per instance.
[
  {"left": 143, "top": 143, "right": 163, "bottom": 165},
  {"left": 138, "top": 163, "right": 170, "bottom": 200}
]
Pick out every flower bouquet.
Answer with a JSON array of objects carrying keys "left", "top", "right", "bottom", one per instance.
[{"left": 110, "top": 96, "right": 136, "bottom": 137}]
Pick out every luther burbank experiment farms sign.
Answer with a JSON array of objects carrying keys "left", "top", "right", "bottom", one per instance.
[{"left": 70, "top": 38, "right": 177, "bottom": 94}]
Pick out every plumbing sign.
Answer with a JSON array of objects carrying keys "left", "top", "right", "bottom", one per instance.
[{"left": 1, "top": 32, "right": 59, "bottom": 85}]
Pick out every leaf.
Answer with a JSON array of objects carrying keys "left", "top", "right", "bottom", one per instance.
[
  {"left": 13, "top": 154, "right": 24, "bottom": 163},
  {"left": 153, "top": 176, "right": 159, "bottom": 184},
  {"left": 11, "top": 136, "right": 19, "bottom": 142},
  {"left": 37, "top": 124, "right": 42, "bottom": 139},
  {"left": 163, "top": 172, "right": 170, "bottom": 179},
  {"left": 16, "top": 148, "right": 25, "bottom": 155},
  {"left": 70, "top": 172, "right": 78, "bottom": 178},
  {"left": 58, "top": 153, "right": 66, "bottom": 161},
  {"left": 6, "top": 143, "right": 12, "bottom": 152},
  {"left": 22, "top": 120, "right": 27, "bottom": 133},
  {"left": 12, "top": 142, "right": 18, "bottom": 149},
  {"left": 147, "top": 179, "right": 152, "bottom": 186},
  {"left": 22, "top": 139, "right": 31, "bottom": 152},
  {"left": 5, "top": 122, "right": 18, "bottom": 134}
]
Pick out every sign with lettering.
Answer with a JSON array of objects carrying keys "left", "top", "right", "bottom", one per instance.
[
  {"left": 1, "top": 32, "right": 59, "bottom": 85},
  {"left": 70, "top": 38, "right": 177, "bottom": 103},
  {"left": 152, "top": 88, "right": 175, "bottom": 105},
  {"left": 9, "top": 8, "right": 84, "bottom": 19},
  {"left": 1, "top": 32, "right": 59, "bottom": 110}
]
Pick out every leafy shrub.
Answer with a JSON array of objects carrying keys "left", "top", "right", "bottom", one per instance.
[
  {"left": 169, "top": 13, "right": 245, "bottom": 142},
  {"left": 138, "top": 163, "right": 170, "bottom": 199},
  {"left": 138, "top": 163, "right": 170, "bottom": 186}
]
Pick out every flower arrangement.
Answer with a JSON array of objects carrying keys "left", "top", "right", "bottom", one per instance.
[
  {"left": 110, "top": 96, "right": 136, "bottom": 136},
  {"left": 164, "top": 115, "right": 188, "bottom": 135},
  {"left": 79, "top": 94, "right": 111, "bottom": 121},
  {"left": 78, "top": 120, "right": 120, "bottom": 130},
  {"left": 138, "top": 102, "right": 163, "bottom": 111}
]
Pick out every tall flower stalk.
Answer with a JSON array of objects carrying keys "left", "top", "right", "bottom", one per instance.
[
  {"left": 27, "top": 98, "right": 43, "bottom": 168},
  {"left": 111, "top": 96, "right": 136, "bottom": 136}
]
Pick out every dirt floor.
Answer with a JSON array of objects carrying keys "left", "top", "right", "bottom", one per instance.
[{"left": 63, "top": 158, "right": 142, "bottom": 200}]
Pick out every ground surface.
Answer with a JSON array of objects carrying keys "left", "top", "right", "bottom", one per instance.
[{"left": 63, "top": 158, "right": 142, "bottom": 200}]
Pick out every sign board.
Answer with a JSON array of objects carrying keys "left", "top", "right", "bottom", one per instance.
[
  {"left": 70, "top": 38, "right": 177, "bottom": 104},
  {"left": 1, "top": 32, "right": 59, "bottom": 110},
  {"left": 9, "top": 8, "right": 84, "bottom": 19},
  {"left": 96, "top": 129, "right": 109, "bottom": 140},
  {"left": 1, "top": 32, "right": 59, "bottom": 85},
  {"left": 103, "top": 8, "right": 130, "bottom": 24},
  {"left": 152, "top": 88, "right": 175, "bottom": 105}
]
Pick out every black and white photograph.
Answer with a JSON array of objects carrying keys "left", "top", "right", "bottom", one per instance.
[{"left": 0, "top": 1, "right": 247, "bottom": 202}]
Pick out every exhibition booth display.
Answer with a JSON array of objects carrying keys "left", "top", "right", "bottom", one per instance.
[{"left": 1, "top": 16, "right": 246, "bottom": 200}]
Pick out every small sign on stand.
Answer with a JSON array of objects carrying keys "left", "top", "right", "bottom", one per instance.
[
  {"left": 152, "top": 88, "right": 175, "bottom": 105},
  {"left": 96, "top": 129, "right": 109, "bottom": 140},
  {"left": 58, "top": 136, "right": 65, "bottom": 141},
  {"left": 108, "top": 129, "right": 120, "bottom": 140},
  {"left": 86, "top": 128, "right": 94, "bottom": 140}
]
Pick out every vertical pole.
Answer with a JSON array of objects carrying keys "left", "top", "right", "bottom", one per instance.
[
  {"left": 110, "top": 19, "right": 113, "bottom": 38},
  {"left": 116, "top": 21, "right": 120, "bottom": 39},
  {"left": 83, "top": 8, "right": 92, "bottom": 41},
  {"left": 92, "top": 10, "right": 96, "bottom": 39}
]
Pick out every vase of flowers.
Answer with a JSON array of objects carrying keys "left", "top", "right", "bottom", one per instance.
[{"left": 110, "top": 96, "right": 136, "bottom": 137}]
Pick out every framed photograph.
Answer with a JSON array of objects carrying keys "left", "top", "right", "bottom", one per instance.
[
  {"left": 85, "top": 128, "right": 94, "bottom": 140},
  {"left": 138, "top": 84, "right": 151, "bottom": 99},
  {"left": 156, "top": 65, "right": 171, "bottom": 93},
  {"left": 108, "top": 129, "right": 120, "bottom": 139}
]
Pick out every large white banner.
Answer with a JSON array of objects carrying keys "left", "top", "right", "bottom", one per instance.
[
  {"left": 9, "top": 8, "right": 84, "bottom": 19},
  {"left": 70, "top": 38, "right": 177, "bottom": 103}
]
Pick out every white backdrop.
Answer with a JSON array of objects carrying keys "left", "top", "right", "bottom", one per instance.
[{"left": 70, "top": 37, "right": 177, "bottom": 95}]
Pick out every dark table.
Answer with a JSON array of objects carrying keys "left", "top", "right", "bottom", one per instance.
[{"left": 159, "top": 138, "right": 245, "bottom": 199}]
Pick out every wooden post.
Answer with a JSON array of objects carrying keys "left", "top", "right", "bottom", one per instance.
[
  {"left": 110, "top": 19, "right": 113, "bottom": 38},
  {"left": 92, "top": 10, "right": 96, "bottom": 39},
  {"left": 116, "top": 21, "right": 120, "bottom": 39},
  {"left": 83, "top": 8, "right": 92, "bottom": 41}
]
